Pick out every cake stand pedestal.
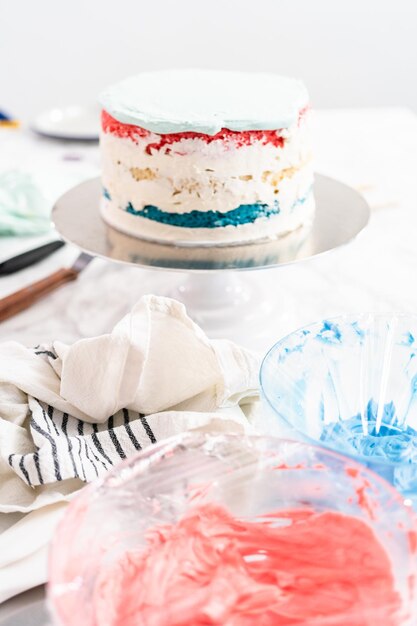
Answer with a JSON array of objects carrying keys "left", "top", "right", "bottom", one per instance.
[
  {"left": 170, "top": 272, "right": 273, "bottom": 342},
  {"left": 52, "top": 174, "right": 370, "bottom": 347}
]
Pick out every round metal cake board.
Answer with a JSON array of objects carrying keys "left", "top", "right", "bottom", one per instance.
[{"left": 52, "top": 174, "right": 370, "bottom": 346}]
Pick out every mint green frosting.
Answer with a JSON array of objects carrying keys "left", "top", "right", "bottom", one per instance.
[
  {"left": 99, "top": 69, "right": 308, "bottom": 135},
  {"left": 0, "top": 171, "right": 50, "bottom": 236}
]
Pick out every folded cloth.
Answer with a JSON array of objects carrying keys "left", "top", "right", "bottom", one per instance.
[
  {"left": 0, "top": 170, "right": 51, "bottom": 235},
  {"left": 0, "top": 295, "right": 259, "bottom": 602}
]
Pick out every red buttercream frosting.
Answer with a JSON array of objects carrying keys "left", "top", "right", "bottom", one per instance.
[{"left": 91, "top": 503, "right": 402, "bottom": 626}]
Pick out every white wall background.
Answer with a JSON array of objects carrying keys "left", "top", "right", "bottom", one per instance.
[{"left": 1, "top": 0, "right": 417, "bottom": 120}]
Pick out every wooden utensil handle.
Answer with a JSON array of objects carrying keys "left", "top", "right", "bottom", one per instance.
[{"left": 0, "top": 268, "right": 78, "bottom": 322}]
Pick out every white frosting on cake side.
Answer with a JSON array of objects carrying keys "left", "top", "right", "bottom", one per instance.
[
  {"left": 99, "top": 70, "right": 309, "bottom": 135},
  {"left": 101, "top": 117, "right": 313, "bottom": 215}
]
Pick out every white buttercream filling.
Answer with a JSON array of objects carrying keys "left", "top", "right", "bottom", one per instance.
[{"left": 101, "top": 117, "right": 313, "bottom": 215}]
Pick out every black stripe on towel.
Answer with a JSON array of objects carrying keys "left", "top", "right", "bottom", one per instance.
[
  {"left": 76, "top": 436, "right": 87, "bottom": 481},
  {"left": 8, "top": 454, "right": 33, "bottom": 486},
  {"left": 32, "top": 452, "right": 44, "bottom": 485},
  {"left": 87, "top": 440, "right": 108, "bottom": 471},
  {"left": 7, "top": 452, "right": 43, "bottom": 487},
  {"left": 33, "top": 402, "right": 62, "bottom": 481},
  {"left": 139, "top": 415, "right": 157, "bottom": 443},
  {"left": 92, "top": 424, "right": 113, "bottom": 467},
  {"left": 61, "top": 413, "right": 79, "bottom": 480},
  {"left": 84, "top": 431, "right": 108, "bottom": 471},
  {"left": 38, "top": 402, "right": 52, "bottom": 434},
  {"left": 19, "top": 456, "right": 31, "bottom": 486},
  {"left": 48, "top": 405, "right": 61, "bottom": 437},
  {"left": 123, "top": 409, "right": 142, "bottom": 451},
  {"left": 108, "top": 415, "right": 126, "bottom": 459},
  {"left": 82, "top": 438, "right": 99, "bottom": 478},
  {"left": 34, "top": 350, "right": 57, "bottom": 360}
]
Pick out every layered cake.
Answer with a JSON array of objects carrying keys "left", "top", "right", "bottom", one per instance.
[{"left": 100, "top": 70, "right": 314, "bottom": 245}]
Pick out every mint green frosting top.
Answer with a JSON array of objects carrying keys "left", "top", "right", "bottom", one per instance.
[{"left": 99, "top": 69, "right": 308, "bottom": 135}]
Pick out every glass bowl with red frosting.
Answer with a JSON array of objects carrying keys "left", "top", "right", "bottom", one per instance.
[{"left": 48, "top": 433, "right": 417, "bottom": 626}]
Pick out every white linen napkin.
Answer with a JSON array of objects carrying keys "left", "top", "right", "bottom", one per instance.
[{"left": 0, "top": 295, "right": 259, "bottom": 602}]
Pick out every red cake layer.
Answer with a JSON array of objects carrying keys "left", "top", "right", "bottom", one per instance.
[
  {"left": 102, "top": 110, "right": 150, "bottom": 139},
  {"left": 101, "top": 110, "right": 293, "bottom": 154}
]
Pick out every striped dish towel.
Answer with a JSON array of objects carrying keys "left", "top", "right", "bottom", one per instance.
[
  {"left": 9, "top": 380, "right": 248, "bottom": 488},
  {"left": 0, "top": 295, "right": 258, "bottom": 602},
  {"left": 10, "top": 395, "right": 157, "bottom": 487}
]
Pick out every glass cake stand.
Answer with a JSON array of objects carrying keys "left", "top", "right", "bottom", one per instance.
[{"left": 51, "top": 174, "right": 370, "bottom": 347}]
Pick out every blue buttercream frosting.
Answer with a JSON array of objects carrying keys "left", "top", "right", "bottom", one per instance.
[
  {"left": 320, "top": 399, "right": 417, "bottom": 465},
  {"left": 320, "top": 400, "right": 417, "bottom": 499}
]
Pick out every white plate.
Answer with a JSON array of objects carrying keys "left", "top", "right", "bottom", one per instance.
[{"left": 32, "top": 105, "right": 100, "bottom": 141}]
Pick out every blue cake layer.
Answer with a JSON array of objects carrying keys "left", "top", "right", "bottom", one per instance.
[
  {"left": 103, "top": 189, "right": 310, "bottom": 229},
  {"left": 125, "top": 202, "right": 280, "bottom": 228}
]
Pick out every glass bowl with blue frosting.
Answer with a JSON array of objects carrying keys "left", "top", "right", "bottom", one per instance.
[{"left": 260, "top": 314, "right": 417, "bottom": 506}]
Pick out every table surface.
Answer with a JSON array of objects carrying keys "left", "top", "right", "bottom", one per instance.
[{"left": 0, "top": 107, "right": 417, "bottom": 619}]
